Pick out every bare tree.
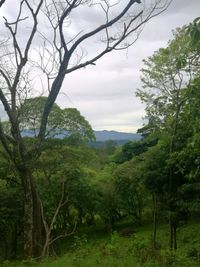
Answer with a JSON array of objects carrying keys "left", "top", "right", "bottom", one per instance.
[
  {"left": 0, "top": 0, "right": 171, "bottom": 257},
  {"left": 40, "top": 181, "right": 77, "bottom": 257}
]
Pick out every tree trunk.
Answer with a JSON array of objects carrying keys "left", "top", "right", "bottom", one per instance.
[
  {"left": 78, "top": 208, "right": 83, "bottom": 225},
  {"left": 173, "top": 226, "right": 177, "bottom": 250},
  {"left": 152, "top": 193, "right": 157, "bottom": 248},
  {"left": 31, "top": 182, "right": 43, "bottom": 257},
  {"left": 41, "top": 232, "right": 50, "bottom": 257},
  {"left": 11, "top": 224, "right": 18, "bottom": 258},
  {"left": 169, "top": 216, "right": 173, "bottom": 250},
  {"left": 22, "top": 170, "right": 33, "bottom": 257},
  {"left": 137, "top": 202, "right": 142, "bottom": 225},
  {"left": 21, "top": 168, "right": 43, "bottom": 257}
]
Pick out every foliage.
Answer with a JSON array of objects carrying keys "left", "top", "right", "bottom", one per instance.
[
  {"left": 136, "top": 20, "right": 200, "bottom": 250},
  {"left": 19, "top": 96, "right": 95, "bottom": 141},
  {"left": 187, "top": 17, "right": 200, "bottom": 51},
  {"left": 136, "top": 26, "right": 200, "bottom": 132},
  {"left": 113, "top": 135, "right": 158, "bottom": 164},
  {"left": 0, "top": 180, "right": 23, "bottom": 258},
  {"left": 114, "top": 157, "right": 145, "bottom": 222},
  {"left": 2, "top": 222, "right": 200, "bottom": 267}
]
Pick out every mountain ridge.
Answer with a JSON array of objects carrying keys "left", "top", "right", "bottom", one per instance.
[
  {"left": 21, "top": 129, "right": 141, "bottom": 142},
  {"left": 94, "top": 130, "right": 141, "bottom": 142}
]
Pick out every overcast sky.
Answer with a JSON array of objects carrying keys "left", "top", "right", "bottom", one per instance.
[
  {"left": 0, "top": 0, "right": 200, "bottom": 133},
  {"left": 55, "top": 0, "right": 200, "bottom": 133}
]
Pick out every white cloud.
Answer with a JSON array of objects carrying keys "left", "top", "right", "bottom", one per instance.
[
  {"left": 56, "top": 0, "right": 200, "bottom": 133},
  {"left": 0, "top": 0, "right": 200, "bottom": 133}
]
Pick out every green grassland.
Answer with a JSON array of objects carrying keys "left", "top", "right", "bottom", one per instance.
[{"left": 2, "top": 220, "right": 200, "bottom": 267}]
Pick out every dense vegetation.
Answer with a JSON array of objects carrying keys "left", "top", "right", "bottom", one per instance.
[
  {"left": 0, "top": 0, "right": 170, "bottom": 258},
  {"left": 0, "top": 16, "right": 200, "bottom": 267}
]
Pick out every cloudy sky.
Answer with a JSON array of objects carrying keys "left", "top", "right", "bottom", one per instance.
[
  {"left": 55, "top": 0, "right": 200, "bottom": 133},
  {"left": 0, "top": 0, "right": 200, "bottom": 133}
]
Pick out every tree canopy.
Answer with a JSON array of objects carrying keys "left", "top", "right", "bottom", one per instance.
[{"left": 19, "top": 96, "right": 95, "bottom": 141}]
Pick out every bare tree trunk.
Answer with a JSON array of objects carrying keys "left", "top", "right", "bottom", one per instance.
[
  {"left": 40, "top": 181, "right": 71, "bottom": 257},
  {"left": 10, "top": 126, "right": 43, "bottom": 257},
  {"left": 41, "top": 231, "right": 50, "bottom": 258},
  {"left": 22, "top": 169, "right": 33, "bottom": 257},
  {"left": 20, "top": 167, "right": 43, "bottom": 257},
  {"left": 31, "top": 182, "right": 42, "bottom": 257}
]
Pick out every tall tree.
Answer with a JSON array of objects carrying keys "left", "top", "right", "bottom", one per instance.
[
  {"left": 141, "top": 141, "right": 169, "bottom": 247},
  {"left": 136, "top": 23, "right": 200, "bottom": 250},
  {"left": 114, "top": 157, "right": 145, "bottom": 223},
  {"left": 0, "top": 0, "right": 171, "bottom": 257}
]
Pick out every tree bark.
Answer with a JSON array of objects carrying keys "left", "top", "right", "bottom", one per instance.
[
  {"left": 173, "top": 225, "right": 177, "bottom": 250},
  {"left": 41, "top": 231, "right": 50, "bottom": 258},
  {"left": 31, "top": 181, "right": 43, "bottom": 257},
  {"left": 169, "top": 218, "right": 173, "bottom": 250},
  {"left": 11, "top": 224, "right": 18, "bottom": 258},
  {"left": 22, "top": 169, "right": 33, "bottom": 257},
  {"left": 152, "top": 193, "right": 157, "bottom": 248}
]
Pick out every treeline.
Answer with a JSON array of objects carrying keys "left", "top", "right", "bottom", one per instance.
[{"left": 0, "top": 18, "right": 200, "bottom": 260}]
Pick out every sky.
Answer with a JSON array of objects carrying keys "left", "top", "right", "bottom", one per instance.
[
  {"left": 0, "top": 0, "right": 200, "bottom": 133},
  {"left": 56, "top": 0, "right": 200, "bottom": 133}
]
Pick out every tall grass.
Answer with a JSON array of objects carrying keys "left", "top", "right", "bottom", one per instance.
[{"left": 1, "top": 222, "right": 200, "bottom": 267}]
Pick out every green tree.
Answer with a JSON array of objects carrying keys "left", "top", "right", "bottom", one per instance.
[
  {"left": 0, "top": 98, "right": 94, "bottom": 257},
  {"left": 113, "top": 136, "right": 157, "bottom": 164},
  {"left": 187, "top": 17, "right": 200, "bottom": 51},
  {"left": 0, "top": 147, "right": 23, "bottom": 258},
  {"left": 136, "top": 23, "right": 200, "bottom": 250},
  {"left": 95, "top": 163, "right": 120, "bottom": 233},
  {"left": 114, "top": 158, "right": 145, "bottom": 224},
  {"left": 34, "top": 139, "right": 98, "bottom": 256},
  {"left": 0, "top": 182, "right": 23, "bottom": 258},
  {"left": 20, "top": 96, "right": 95, "bottom": 141},
  {"left": 141, "top": 141, "right": 169, "bottom": 247}
]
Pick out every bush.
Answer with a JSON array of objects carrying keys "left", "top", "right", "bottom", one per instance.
[
  {"left": 131, "top": 235, "right": 161, "bottom": 264},
  {"left": 104, "top": 231, "right": 121, "bottom": 255},
  {"left": 72, "top": 234, "right": 88, "bottom": 250}
]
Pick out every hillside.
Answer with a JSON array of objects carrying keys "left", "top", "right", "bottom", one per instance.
[
  {"left": 21, "top": 129, "right": 141, "bottom": 143},
  {"left": 94, "top": 130, "right": 141, "bottom": 142}
]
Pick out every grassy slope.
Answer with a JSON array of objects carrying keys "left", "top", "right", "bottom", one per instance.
[{"left": 1, "top": 221, "right": 200, "bottom": 267}]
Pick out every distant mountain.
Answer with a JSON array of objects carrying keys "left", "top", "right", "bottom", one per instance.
[
  {"left": 94, "top": 130, "right": 141, "bottom": 142},
  {"left": 21, "top": 129, "right": 141, "bottom": 143}
]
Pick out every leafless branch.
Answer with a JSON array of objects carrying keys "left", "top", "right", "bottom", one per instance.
[
  {"left": 40, "top": 180, "right": 71, "bottom": 256},
  {"left": 68, "top": 0, "right": 140, "bottom": 57},
  {"left": 49, "top": 220, "right": 77, "bottom": 245},
  {"left": 0, "top": 0, "right": 6, "bottom": 8}
]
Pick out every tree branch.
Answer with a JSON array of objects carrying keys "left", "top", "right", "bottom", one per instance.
[
  {"left": 0, "top": 0, "right": 5, "bottom": 8},
  {"left": 0, "top": 68, "right": 12, "bottom": 90},
  {"left": 58, "top": 0, "right": 79, "bottom": 51},
  {"left": 0, "top": 121, "right": 13, "bottom": 160},
  {"left": 68, "top": 0, "right": 139, "bottom": 57},
  {"left": 0, "top": 88, "right": 13, "bottom": 122},
  {"left": 49, "top": 220, "right": 77, "bottom": 245}
]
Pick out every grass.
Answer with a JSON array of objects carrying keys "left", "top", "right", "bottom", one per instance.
[{"left": 1, "top": 221, "right": 200, "bottom": 267}]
